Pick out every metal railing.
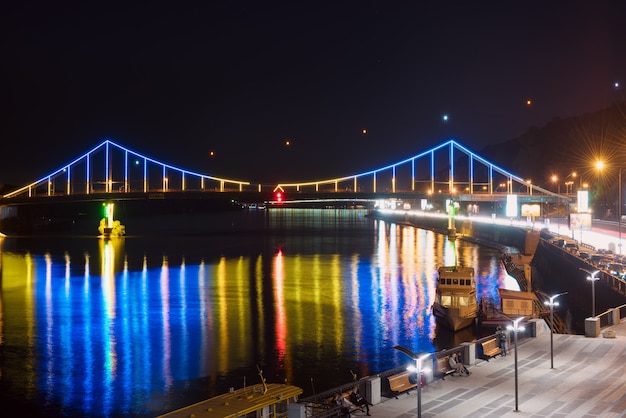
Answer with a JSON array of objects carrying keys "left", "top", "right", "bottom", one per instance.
[{"left": 595, "top": 303, "right": 626, "bottom": 329}]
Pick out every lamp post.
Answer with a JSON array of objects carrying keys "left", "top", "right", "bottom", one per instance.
[
  {"left": 544, "top": 292, "right": 567, "bottom": 369},
  {"left": 580, "top": 268, "right": 600, "bottom": 317},
  {"left": 393, "top": 345, "right": 429, "bottom": 418},
  {"left": 507, "top": 317, "right": 525, "bottom": 412},
  {"left": 551, "top": 175, "right": 560, "bottom": 234},
  {"left": 618, "top": 168, "right": 622, "bottom": 255}
]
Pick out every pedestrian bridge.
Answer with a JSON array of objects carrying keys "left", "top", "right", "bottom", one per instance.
[{"left": 2, "top": 138, "right": 564, "bottom": 206}]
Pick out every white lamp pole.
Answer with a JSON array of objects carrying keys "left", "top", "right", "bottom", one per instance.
[
  {"left": 394, "top": 345, "right": 429, "bottom": 418},
  {"left": 619, "top": 168, "right": 622, "bottom": 255},
  {"left": 507, "top": 317, "right": 526, "bottom": 412},
  {"left": 544, "top": 292, "right": 567, "bottom": 369},
  {"left": 581, "top": 269, "right": 601, "bottom": 317}
]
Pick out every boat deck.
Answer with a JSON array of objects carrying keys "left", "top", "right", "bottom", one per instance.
[{"left": 157, "top": 383, "right": 303, "bottom": 418}]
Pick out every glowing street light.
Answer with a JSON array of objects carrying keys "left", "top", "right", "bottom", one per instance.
[
  {"left": 595, "top": 160, "right": 605, "bottom": 171},
  {"left": 544, "top": 292, "right": 567, "bottom": 369},
  {"left": 618, "top": 168, "right": 623, "bottom": 255},
  {"left": 507, "top": 317, "right": 525, "bottom": 412},
  {"left": 551, "top": 175, "right": 560, "bottom": 234},
  {"left": 393, "top": 346, "right": 429, "bottom": 418},
  {"left": 580, "top": 269, "right": 600, "bottom": 317}
]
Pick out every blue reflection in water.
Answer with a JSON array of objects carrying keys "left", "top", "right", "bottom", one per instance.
[{"left": 0, "top": 212, "right": 516, "bottom": 417}]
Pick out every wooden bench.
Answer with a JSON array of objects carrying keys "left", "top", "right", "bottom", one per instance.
[
  {"left": 436, "top": 355, "right": 457, "bottom": 380},
  {"left": 480, "top": 338, "right": 502, "bottom": 360},
  {"left": 388, "top": 370, "right": 422, "bottom": 397}
]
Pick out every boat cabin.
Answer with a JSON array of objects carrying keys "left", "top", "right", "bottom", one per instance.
[
  {"left": 437, "top": 266, "right": 476, "bottom": 307},
  {"left": 433, "top": 266, "right": 478, "bottom": 331}
]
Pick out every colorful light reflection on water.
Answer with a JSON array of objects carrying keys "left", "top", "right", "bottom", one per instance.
[{"left": 0, "top": 210, "right": 517, "bottom": 416}]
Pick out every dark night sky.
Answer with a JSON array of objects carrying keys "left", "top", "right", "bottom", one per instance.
[{"left": 1, "top": 1, "right": 625, "bottom": 186}]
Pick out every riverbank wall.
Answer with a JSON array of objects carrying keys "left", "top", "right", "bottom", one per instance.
[{"left": 531, "top": 239, "right": 626, "bottom": 333}]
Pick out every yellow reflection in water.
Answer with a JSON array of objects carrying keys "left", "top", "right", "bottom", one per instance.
[
  {"left": 213, "top": 256, "right": 254, "bottom": 376},
  {"left": 99, "top": 239, "right": 117, "bottom": 319},
  {"left": 273, "top": 250, "right": 287, "bottom": 361},
  {"left": 0, "top": 249, "right": 37, "bottom": 393},
  {"left": 254, "top": 256, "right": 265, "bottom": 356}
]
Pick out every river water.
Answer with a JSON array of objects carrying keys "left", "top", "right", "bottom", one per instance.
[{"left": 0, "top": 209, "right": 518, "bottom": 417}]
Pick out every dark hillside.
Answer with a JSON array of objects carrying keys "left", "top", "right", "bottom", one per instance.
[{"left": 481, "top": 101, "right": 626, "bottom": 186}]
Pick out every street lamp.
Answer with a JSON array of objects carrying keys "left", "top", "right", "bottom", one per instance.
[
  {"left": 618, "top": 168, "right": 623, "bottom": 255},
  {"left": 564, "top": 171, "right": 577, "bottom": 194},
  {"left": 551, "top": 175, "right": 560, "bottom": 234},
  {"left": 596, "top": 160, "right": 605, "bottom": 219},
  {"left": 507, "top": 317, "right": 525, "bottom": 412},
  {"left": 393, "top": 345, "right": 429, "bottom": 418},
  {"left": 544, "top": 292, "right": 567, "bottom": 369},
  {"left": 580, "top": 268, "right": 600, "bottom": 317}
]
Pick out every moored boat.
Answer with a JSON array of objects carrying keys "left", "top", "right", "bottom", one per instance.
[{"left": 432, "top": 266, "right": 478, "bottom": 331}]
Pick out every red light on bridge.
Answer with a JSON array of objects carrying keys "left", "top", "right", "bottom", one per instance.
[{"left": 275, "top": 192, "right": 283, "bottom": 203}]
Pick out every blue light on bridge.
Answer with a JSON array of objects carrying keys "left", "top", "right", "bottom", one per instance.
[{"left": 2, "top": 138, "right": 559, "bottom": 203}]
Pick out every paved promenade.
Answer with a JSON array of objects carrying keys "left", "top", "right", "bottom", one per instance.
[{"left": 363, "top": 321, "right": 626, "bottom": 418}]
